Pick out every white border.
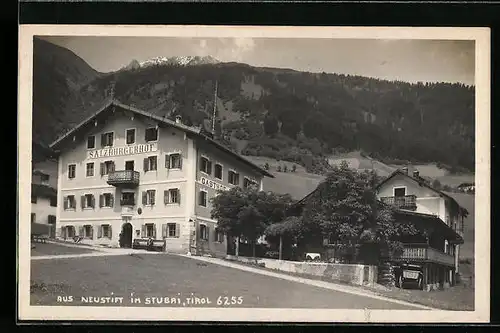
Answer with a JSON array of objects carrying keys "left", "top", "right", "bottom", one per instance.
[{"left": 18, "top": 25, "right": 490, "bottom": 323}]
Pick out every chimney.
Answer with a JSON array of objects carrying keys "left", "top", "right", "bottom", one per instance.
[
  {"left": 401, "top": 167, "right": 408, "bottom": 175},
  {"left": 175, "top": 115, "right": 182, "bottom": 124},
  {"left": 413, "top": 170, "right": 420, "bottom": 178}
]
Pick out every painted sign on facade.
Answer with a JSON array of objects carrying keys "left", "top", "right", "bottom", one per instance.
[
  {"left": 199, "top": 176, "right": 230, "bottom": 192},
  {"left": 87, "top": 143, "right": 158, "bottom": 159}
]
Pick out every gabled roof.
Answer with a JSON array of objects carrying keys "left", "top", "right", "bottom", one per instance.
[
  {"left": 376, "top": 169, "right": 469, "bottom": 216},
  {"left": 49, "top": 99, "right": 274, "bottom": 178}
]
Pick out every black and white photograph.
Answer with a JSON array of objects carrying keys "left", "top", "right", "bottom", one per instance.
[{"left": 18, "top": 25, "right": 490, "bottom": 323}]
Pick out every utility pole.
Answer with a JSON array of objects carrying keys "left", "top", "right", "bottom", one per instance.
[{"left": 212, "top": 80, "right": 218, "bottom": 133}]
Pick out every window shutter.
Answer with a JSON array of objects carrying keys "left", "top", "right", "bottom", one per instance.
[
  {"left": 152, "top": 224, "right": 157, "bottom": 239},
  {"left": 98, "top": 225, "right": 102, "bottom": 238},
  {"left": 199, "top": 158, "right": 204, "bottom": 171},
  {"left": 90, "top": 226, "right": 94, "bottom": 239},
  {"left": 99, "top": 194, "right": 103, "bottom": 208},
  {"left": 59, "top": 226, "right": 64, "bottom": 238},
  {"left": 178, "top": 155, "right": 183, "bottom": 169},
  {"left": 236, "top": 174, "right": 240, "bottom": 185},
  {"left": 142, "top": 191, "right": 147, "bottom": 205},
  {"left": 143, "top": 158, "right": 149, "bottom": 172},
  {"left": 110, "top": 194, "right": 114, "bottom": 207},
  {"left": 164, "top": 190, "right": 168, "bottom": 204},
  {"left": 91, "top": 195, "right": 95, "bottom": 208},
  {"left": 165, "top": 154, "right": 171, "bottom": 169},
  {"left": 100, "top": 163, "right": 105, "bottom": 176},
  {"left": 63, "top": 197, "right": 68, "bottom": 210},
  {"left": 206, "top": 226, "right": 210, "bottom": 241},
  {"left": 162, "top": 224, "right": 167, "bottom": 238},
  {"left": 111, "top": 162, "right": 115, "bottom": 173},
  {"left": 152, "top": 156, "right": 157, "bottom": 170},
  {"left": 208, "top": 161, "right": 212, "bottom": 174},
  {"left": 177, "top": 190, "right": 181, "bottom": 204},
  {"left": 79, "top": 226, "right": 84, "bottom": 237},
  {"left": 151, "top": 190, "right": 156, "bottom": 205},
  {"left": 109, "top": 225, "right": 112, "bottom": 239},
  {"left": 101, "top": 134, "right": 105, "bottom": 147},
  {"left": 141, "top": 225, "right": 146, "bottom": 238},
  {"left": 81, "top": 196, "right": 85, "bottom": 209},
  {"left": 175, "top": 223, "right": 180, "bottom": 238}
]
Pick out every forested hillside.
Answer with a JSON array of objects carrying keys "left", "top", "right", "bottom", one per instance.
[{"left": 33, "top": 38, "right": 475, "bottom": 174}]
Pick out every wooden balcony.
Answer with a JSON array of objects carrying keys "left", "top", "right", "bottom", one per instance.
[
  {"left": 107, "top": 170, "right": 140, "bottom": 187},
  {"left": 393, "top": 243, "right": 455, "bottom": 267},
  {"left": 380, "top": 195, "right": 417, "bottom": 210}
]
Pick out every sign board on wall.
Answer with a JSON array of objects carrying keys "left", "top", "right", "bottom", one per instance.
[
  {"left": 199, "top": 176, "right": 230, "bottom": 192},
  {"left": 87, "top": 143, "right": 158, "bottom": 159}
]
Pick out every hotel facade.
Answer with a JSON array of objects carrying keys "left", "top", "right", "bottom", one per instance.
[{"left": 49, "top": 100, "right": 273, "bottom": 256}]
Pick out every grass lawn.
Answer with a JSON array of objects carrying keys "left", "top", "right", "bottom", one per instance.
[
  {"left": 225, "top": 259, "right": 474, "bottom": 311},
  {"left": 31, "top": 242, "right": 98, "bottom": 257},
  {"left": 30, "top": 253, "right": 421, "bottom": 309}
]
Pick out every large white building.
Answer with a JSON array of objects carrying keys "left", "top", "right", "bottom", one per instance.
[{"left": 49, "top": 100, "right": 273, "bottom": 256}]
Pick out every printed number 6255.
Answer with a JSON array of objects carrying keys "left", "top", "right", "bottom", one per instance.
[{"left": 216, "top": 296, "right": 243, "bottom": 306}]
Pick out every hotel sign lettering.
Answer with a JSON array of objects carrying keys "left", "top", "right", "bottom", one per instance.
[
  {"left": 87, "top": 143, "right": 158, "bottom": 159},
  {"left": 199, "top": 177, "right": 229, "bottom": 192}
]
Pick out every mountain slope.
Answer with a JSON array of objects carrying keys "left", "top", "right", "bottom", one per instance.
[
  {"left": 34, "top": 40, "right": 475, "bottom": 175},
  {"left": 32, "top": 37, "right": 100, "bottom": 144}
]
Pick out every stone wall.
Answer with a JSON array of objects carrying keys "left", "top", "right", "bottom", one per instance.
[{"left": 226, "top": 255, "right": 378, "bottom": 286}]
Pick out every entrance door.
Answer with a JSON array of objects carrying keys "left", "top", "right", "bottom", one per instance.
[
  {"left": 121, "top": 222, "right": 133, "bottom": 248},
  {"left": 125, "top": 161, "right": 135, "bottom": 171}
]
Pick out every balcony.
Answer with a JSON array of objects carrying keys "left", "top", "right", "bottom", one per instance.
[
  {"left": 107, "top": 170, "right": 140, "bottom": 187},
  {"left": 393, "top": 244, "right": 455, "bottom": 266},
  {"left": 380, "top": 195, "right": 417, "bottom": 210}
]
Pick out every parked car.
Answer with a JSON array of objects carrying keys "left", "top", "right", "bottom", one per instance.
[{"left": 394, "top": 263, "right": 424, "bottom": 289}]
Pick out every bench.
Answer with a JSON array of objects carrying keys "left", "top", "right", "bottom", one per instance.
[{"left": 132, "top": 238, "right": 166, "bottom": 252}]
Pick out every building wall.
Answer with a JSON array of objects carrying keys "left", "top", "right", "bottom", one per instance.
[
  {"left": 31, "top": 196, "right": 56, "bottom": 225},
  {"left": 32, "top": 159, "right": 58, "bottom": 189},
  {"left": 376, "top": 174, "right": 448, "bottom": 223}
]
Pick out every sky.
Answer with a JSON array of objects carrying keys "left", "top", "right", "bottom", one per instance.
[{"left": 42, "top": 36, "right": 475, "bottom": 86}]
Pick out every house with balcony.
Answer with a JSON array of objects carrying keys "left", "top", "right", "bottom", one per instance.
[
  {"left": 31, "top": 141, "right": 58, "bottom": 238},
  {"left": 376, "top": 167, "right": 468, "bottom": 290},
  {"left": 49, "top": 99, "right": 273, "bottom": 256}
]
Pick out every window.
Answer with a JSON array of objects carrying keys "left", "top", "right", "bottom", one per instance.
[
  {"left": 143, "top": 156, "right": 157, "bottom": 172},
  {"left": 48, "top": 215, "right": 56, "bottom": 225},
  {"left": 50, "top": 197, "right": 57, "bottom": 207},
  {"left": 126, "top": 129, "right": 136, "bottom": 145},
  {"left": 84, "top": 225, "right": 93, "bottom": 238},
  {"left": 101, "top": 132, "right": 114, "bottom": 147},
  {"left": 214, "top": 164, "right": 223, "bottom": 180},
  {"left": 125, "top": 160, "right": 135, "bottom": 171},
  {"left": 87, "top": 135, "right": 96, "bottom": 149},
  {"left": 121, "top": 192, "right": 135, "bottom": 206},
  {"left": 64, "top": 195, "right": 76, "bottom": 210},
  {"left": 31, "top": 195, "right": 37, "bottom": 204},
  {"left": 215, "top": 229, "right": 224, "bottom": 243},
  {"left": 228, "top": 170, "right": 239, "bottom": 186},
  {"left": 86, "top": 162, "right": 94, "bottom": 177},
  {"left": 142, "top": 223, "right": 157, "bottom": 238},
  {"left": 199, "top": 224, "right": 209, "bottom": 241},
  {"left": 164, "top": 223, "right": 179, "bottom": 238},
  {"left": 100, "top": 161, "right": 115, "bottom": 176},
  {"left": 81, "top": 194, "right": 95, "bottom": 209},
  {"left": 394, "top": 187, "right": 406, "bottom": 197},
  {"left": 68, "top": 164, "right": 76, "bottom": 179},
  {"left": 145, "top": 127, "right": 158, "bottom": 142},
  {"left": 199, "top": 190, "right": 207, "bottom": 207},
  {"left": 166, "top": 153, "right": 182, "bottom": 169},
  {"left": 244, "top": 177, "right": 258, "bottom": 189},
  {"left": 164, "top": 189, "right": 180, "bottom": 204},
  {"left": 200, "top": 157, "right": 212, "bottom": 174},
  {"left": 31, "top": 213, "right": 36, "bottom": 223},
  {"left": 101, "top": 224, "right": 112, "bottom": 239},
  {"left": 41, "top": 174, "right": 50, "bottom": 183},
  {"left": 66, "top": 226, "right": 76, "bottom": 238},
  {"left": 99, "top": 193, "right": 114, "bottom": 208},
  {"left": 142, "top": 190, "right": 156, "bottom": 206}
]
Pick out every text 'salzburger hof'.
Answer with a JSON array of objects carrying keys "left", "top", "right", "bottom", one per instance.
[{"left": 56, "top": 293, "right": 244, "bottom": 306}]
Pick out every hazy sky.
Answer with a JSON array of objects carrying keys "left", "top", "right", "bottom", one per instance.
[{"left": 42, "top": 36, "right": 475, "bottom": 85}]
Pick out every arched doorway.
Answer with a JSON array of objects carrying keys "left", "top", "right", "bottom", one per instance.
[{"left": 120, "top": 222, "right": 133, "bottom": 248}]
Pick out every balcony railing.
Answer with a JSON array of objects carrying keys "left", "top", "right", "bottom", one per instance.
[
  {"left": 393, "top": 243, "right": 455, "bottom": 266},
  {"left": 380, "top": 195, "right": 417, "bottom": 210},
  {"left": 107, "top": 170, "right": 140, "bottom": 187}
]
